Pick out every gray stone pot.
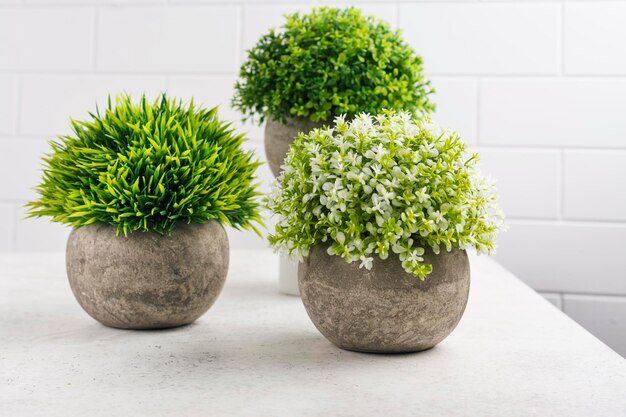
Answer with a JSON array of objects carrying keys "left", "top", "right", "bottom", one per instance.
[
  {"left": 298, "top": 244, "right": 470, "bottom": 353},
  {"left": 66, "top": 221, "right": 229, "bottom": 330},
  {"left": 264, "top": 117, "right": 330, "bottom": 177}
]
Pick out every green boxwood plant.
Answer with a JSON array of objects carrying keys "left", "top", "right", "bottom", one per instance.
[
  {"left": 233, "top": 6, "right": 434, "bottom": 124},
  {"left": 27, "top": 93, "right": 263, "bottom": 236},
  {"left": 266, "top": 111, "right": 505, "bottom": 279}
]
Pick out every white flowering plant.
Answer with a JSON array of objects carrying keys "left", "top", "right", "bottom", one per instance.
[{"left": 265, "top": 111, "right": 505, "bottom": 279}]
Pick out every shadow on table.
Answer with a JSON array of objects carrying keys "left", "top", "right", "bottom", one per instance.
[{"left": 125, "top": 326, "right": 441, "bottom": 377}]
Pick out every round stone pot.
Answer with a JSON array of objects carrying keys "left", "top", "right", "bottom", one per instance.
[
  {"left": 66, "top": 221, "right": 229, "bottom": 330},
  {"left": 265, "top": 116, "right": 330, "bottom": 296},
  {"left": 264, "top": 117, "right": 330, "bottom": 177},
  {"left": 298, "top": 244, "right": 470, "bottom": 353}
]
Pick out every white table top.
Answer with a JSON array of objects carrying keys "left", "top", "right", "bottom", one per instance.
[{"left": 1, "top": 250, "right": 625, "bottom": 417}]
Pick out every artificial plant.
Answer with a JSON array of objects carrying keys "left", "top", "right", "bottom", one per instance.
[
  {"left": 233, "top": 6, "right": 434, "bottom": 124},
  {"left": 266, "top": 111, "right": 505, "bottom": 279},
  {"left": 28, "top": 93, "right": 263, "bottom": 236}
]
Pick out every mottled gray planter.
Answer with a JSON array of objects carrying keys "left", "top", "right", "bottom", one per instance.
[
  {"left": 298, "top": 244, "right": 470, "bottom": 353},
  {"left": 66, "top": 221, "right": 229, "bottom": 330},
  {"left": 264, "top": 117, "right": 330, "bottom": 177}
]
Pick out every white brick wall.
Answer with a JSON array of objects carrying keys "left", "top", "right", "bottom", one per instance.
[
  {"left": 479, "top": 79, "right": 626, "bottom": 147},
  {"left": 563, "top": 295, "right": 626, "bottom": 355},
  {"left": 398, "top": 4, "right": 560, "bottom": 75},
  {"left": 563, "top": 151, "right": 626, "bottom": 222},
  {"left": 0, "top": 204, "right": 14, "bottom": 251},
  {"left": 0, "top": 75, "right": 17, "bottom": 134},
  {"left": 20, "top": 75, "right": 166, "bottom": 136},
  {"left": 0, "top": 0, "right": 625, "bottom": 356},
  {"left": 564, "top": 4, "right": 626, "bottom": 75},
  {"left": 0, "top": 8, "right": 93, "bottom": 70},
  {"left": 476, "top": 149, "right": 560, "bottom": 219},
  {"left": 496, "top": 221, "right": 626, "bottom": 295},
  {"left": 430, "top": 77, "right": 477, "bottom": 144},
  {"left": 98, "top": 7, "right": 239, "bottom": 72}
]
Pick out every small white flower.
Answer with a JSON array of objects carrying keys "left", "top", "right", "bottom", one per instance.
[
  {"left": 415, "top": 187, "right": 429, "bottom": 204},
  {"left": 405, "top": 249, "right": 424, "bottom": 267},
  {"left": 359, "top": 255, "right": 373, "bottom": 270},
  {"left": 364, "top": 144, "right": 387, "bottom": 162},
  {"left": 375, "top": 183, "right": 396, "bottom": 202},
  {"left": 266, "top": 112, "right": 505, "bottom": 280}
]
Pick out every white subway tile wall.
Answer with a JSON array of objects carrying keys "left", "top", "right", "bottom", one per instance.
[
  {"left": 539, "top": 292, "right": 563, "bottom": 310},
  {"left": 242, "top": 4, "right": 325, "bottom": 54},
  {"left": 0, "top": 204, "right": 14, "bottom": 251},
  {"left": 14, "top": 205, "right": 71, "bottom": 252},
  {"left": 479, "top": 79, "right": 626, "bottom": 148},
  {"left": 563, "top": 295, "right": 626, "bottom": 355},
  {"left": 0, "top": 8, "right": 93, "bottom": 70},
  {"left": 0, "top": 139, "right": 49, "bottom": 201},
  {"left": 20, "top": 75, "right": 167, "bottom": 136},
  {"left": 564, "top": 4, "right": 626, "bottom": 75},
  {"left": 496, "top": 221, "right": 626, "bottom": 296},
  {"left": 563, "top": 151, "right": 626, "bottom": 222},
  {"left": 98, "top": 7, "right": 239, "bottom": 73},
  {"left": 0, "top": 75, "right": 17, "bottom": 135},
  {"left": 0, "top": 0, "right": 624, "bottom": 356},
  {"left": 475, "top": 149, "right": 560, "bottom": 219},
  {"left": 430, "top": 77, "right": 477, "bottom": 144},
  {"left": 165, "top": 75, "right": 264, "bottom": 140},
  {"left": 398, "top": 4, "right": 560, "bottom": 75}
]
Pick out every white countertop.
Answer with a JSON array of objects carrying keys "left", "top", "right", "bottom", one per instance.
[{"left": 1, "top": 250, "right": 625, "bottom": 417}]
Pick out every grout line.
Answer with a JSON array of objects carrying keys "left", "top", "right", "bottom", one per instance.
[
  {"left": 1, "top": 0, "right": 168, "bottom": 6},
  {"left": 4, "top": 73, "right": 626, "bottom": 80},
  {"left": 472, "top": 144, "right": 626, "bottom": 152},
  {"left": 425, "top": 73, "right": 626, "bottom": 79},
  {"left": 471, "top": 145, "right": 561, "bottom": 153},
  {"left": 0, "top": 198, "right": 42, "bottom": 204},
  {"left": 559, "top": 2, "right": 565, "bottom": 76},
  {"left": 475, "top": 77, "right": 481, "bottom": 145},
  {"left": 132, "top": 0, "right": 568, "bottom": 4},
  {"left": 537, "top": 290, "right": 626, "bottom": 300},
  {"left": 0, "top": 135, "right": 55, "bottom": 141},
  {"left": 561, "top": 292, "right": 626, "bottom": 300},
  {"left": 537, "top": 291, "right": 565, "bottom": 310},
  {"left": 2, "top": 1, "right": 626, "bottom": 7},
  {"left": 0, "top": 69, "right": 239, "bottom": 76},
  {"left": 504, "top": 215, "right": 563, "bottom": 222},
  {"left": 506, "top": 218, "right": 626, "bottom": 227}
]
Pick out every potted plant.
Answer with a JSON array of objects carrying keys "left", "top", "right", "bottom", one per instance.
[
  {"left": 27, "top": 94, "right": 263, "bottom": 330},
  {"left": 233, "top": 6, "right": 433, "bottom": 176},
  {"left": 266, "top": 112, "right": 505, "bottom": 353},
  {"left": 233, "top": 6, "right": 434, "bottom": 294}
]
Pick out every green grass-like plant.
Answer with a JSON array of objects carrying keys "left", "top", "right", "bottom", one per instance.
[
  {"left": 27, "top": 93, "right": 263, "bottom": 236},
  {"left": 233, "top": 6, "right": 434, "bottom": 124},
  {"left": 266, "top": 112, "right": 505, "bottom": 279}
]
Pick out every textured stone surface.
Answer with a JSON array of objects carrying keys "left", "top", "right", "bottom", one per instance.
[
  {"left": 264, "top": 117, "right": 330, "bottom": 177},
  {"left": 299, "top": 244, "right": 470, "bottom": 353},
  {"left": 3, "top": 251, "right": 626, "bottom": 416},
  {"left": 66, "top": 221, "right": 229, "bottom": 329}
]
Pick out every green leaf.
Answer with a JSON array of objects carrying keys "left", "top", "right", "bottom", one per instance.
[
  {"left": 232, "top": 6, "right": 435, "bottom": 124},
  {"left": 27, "top": 93, "right": 265, "bottom": 236}
]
